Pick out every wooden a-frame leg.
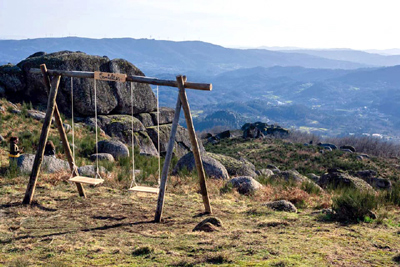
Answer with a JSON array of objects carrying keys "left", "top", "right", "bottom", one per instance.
[
  {"left": 40, "top": 65, "right": 86, "bottom": 197},
  {"left": 155, "top": 92, "right": 183, "bottom": 222},
  {"left": 22, "top": 74, "right": 61, "bottom": 204},
  {"left": 176, "top": 75, "right": 212, "bottom": 214}
]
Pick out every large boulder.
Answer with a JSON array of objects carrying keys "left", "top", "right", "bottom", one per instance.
[
  {"left": 97, "top": 140, "right": 129, "bottom": 159},
  {"left": 318, "top": 169, "right": 375, "bottom": 192},
  {"left": 147, "top": 124, "right": 203, "bottom": 159},
  {"left": 8, "top": 51, "right": 156, "bottom": 116},
  {"left": 207, "top": 153, "right": 257, "bottom": 177},
  {"left": 90, "top": 153, "right": 115, "bottom": 162},
  {"left": 172, "top": 152, "right": 229, "bottom": 180},
  {"left": 228, "top": 176, "right": 262, "bottom": 194},
  {"left": 17, "top": 154, "right": 69, "bottom": 174}
]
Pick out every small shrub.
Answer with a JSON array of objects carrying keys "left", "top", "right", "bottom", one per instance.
[
  {"left": 220, "top": 182, "right": 233, "bottom": 194},
  {"left": 381, "top": 182, "right": 400, "bottom": 206},
  {"left": 132, "top": 246, "right": 153, "bottom": 256},
  {"left": 301, "top": 181, "right": 321, "bottom": 195},
  {"left": 332, "top": 188, "right": 379, "bottom": 222},
  {"left": 205, "top": 253, "right": 232, "bottom": 264}
]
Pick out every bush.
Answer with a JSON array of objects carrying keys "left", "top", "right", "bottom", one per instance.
[{"left": 332, "top": 188, "right": 379, "bottom": 222}]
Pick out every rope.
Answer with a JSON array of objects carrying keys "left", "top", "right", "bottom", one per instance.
[
  {"left": 70, "top": 77, "right": 77, "bottom": 177},
  {"left": 94, "top": 78, "right": 101, "bottom": 179},
  {"left": 156, "top": 86, "right": 161, "bottom": 186},
  {"left": 130, "top": 82, "right": 137, "bottom": 188}
]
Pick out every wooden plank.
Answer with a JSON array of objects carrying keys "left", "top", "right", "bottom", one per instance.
[
  {"left": 154, "top": 93, "right": 183, "bottom": 222},
  {"left": 40, "top": 65, "right": 86, "bottom": 197},
  {"left": 69, "top": 176, "right": 104, "bottom": 185},
  {"left": 30, "top": 68, "right": 212, "bottom": 91},
  {"left": 22, "top": 75, "right": 61, "bottom": 205},
  {"left": 176, "top": 75, "right": 212, "bottom": 214},
  {"left": 129, "top": 186, "right": 159, "bottom": 194},
  {"left": 94, "top": 71, "right": 127, "bottom": 82}
]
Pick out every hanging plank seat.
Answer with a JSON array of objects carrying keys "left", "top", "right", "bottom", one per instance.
[
  {"left": 128, "top": 186, "right": 159, "bottom": 194},
  {"left": 69, "top": 176, "right": 104, "bottom": 185}
]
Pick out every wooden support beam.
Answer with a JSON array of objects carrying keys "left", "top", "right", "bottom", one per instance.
[
  {"left": 154, "top": 88, "right": 183, "bottom": 222},
  {"left": 22, "top": 75, "right": 61, "bottom": 204},
  {"left": 40, "top": 65, "right": 86, "bottom": 197},
  {"left": 30, "top": 68, "right": 212, "bottom": 91},
  {"left": 176, "top": 75, "right": 212, "bottom": 214}
]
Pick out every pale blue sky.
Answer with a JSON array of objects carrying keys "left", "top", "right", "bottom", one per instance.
[{"left": 1, "top": 0, "right": 399, "bottom": 49}]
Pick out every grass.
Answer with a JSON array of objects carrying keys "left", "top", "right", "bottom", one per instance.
[{"left": 1, "top": 98, "right": 400, "bottom": 265}]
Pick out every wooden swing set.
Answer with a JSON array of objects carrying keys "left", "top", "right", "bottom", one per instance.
[{"left": 22, "top": 64, "right": 213, "bottom": 222}]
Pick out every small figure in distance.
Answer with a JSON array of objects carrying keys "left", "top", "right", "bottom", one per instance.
[
  {"left": 44, "top": 140, "right": 56, "bottom": 158},
  {"left": 9, "top": 136, "right": 23, "bottom": 167}
]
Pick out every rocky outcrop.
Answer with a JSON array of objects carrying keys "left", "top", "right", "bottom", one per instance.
[
  {"left": 90, "top": 153, "right": 115, "bottom": 162},
  {"left": 228, "top": 176, "right": 263, "bottom": 194},
  {"left": 17, "top": 154, "right": 69, "bottom": 174},
  {"left": 1, "top": 51, "right": 157, "bottom": 117},
  {"left": 318, "top": 169, "right": 375, "bottom": 192},
  {"left": 172, "top": 152, "right": 229, "bottom": 180},
  {"left": 241, "top": 122, "right": 289, "bottom": 138},
  {"left": 207, "top": 153, "right": 257, "bottom": 177}
]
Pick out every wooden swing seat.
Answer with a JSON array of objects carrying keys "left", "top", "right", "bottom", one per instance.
[
  {"left": 128, "top": 186, "right": 159, "bottom": 194},
  {"left": 69, "top": 176, "right": 104, "bottom": 185}
]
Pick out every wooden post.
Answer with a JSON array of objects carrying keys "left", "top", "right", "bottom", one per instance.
[
  {"left": 22, "top": 75, "right": 61, "bottom": 204},
  {"left": 176, "top": 75, "right": 212, "bottom": 214},
  {"left": 40, "top": 65, "right": 86, "bottom": 197},
  {"left": 154, "top": 92, "right": 183, "bottom": 222}
]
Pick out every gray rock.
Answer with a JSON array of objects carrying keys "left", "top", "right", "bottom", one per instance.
[
  {"left": 229, "top": 176, "right": 263, "bottom": 194},
  {"left": 193, "top": 217, "right": 223, "bottom": 232},
  {"left": 354, "top": 170, "right": 391, "bottom": 190},
  {"left": 256, "top": 169, "right": 274, "bottom": 177},
  {"left": 318, "top": 143, "right": 337, "bottom": 150},
  {"left": 173, "top": 152, "right": 229, "bottom": 180},
  {"left": 97, "top": 140, "right": 129, "bottom": 159},
  {"left": 147, "top": 124, "right": 203, "bottom": 159},
  {"left": 264, "top": 200, "right": 297, "bottom": 213},
  {"left": 308, "top": 173, "right": 320, "bottom": 183},
  {"left": 340, "top": 149, "right": 353, "bottom": 153},
  {"left": 318, "top": 169, "right": 375, "bottom": 192},
  {"left": 27, "top": 109, "right": 55, "bottom": 123},
  {"left": 272, "top": 170, "right": 308, "bottom": 183},
  {"left": 108, "top": 58, "right": 157, "bottom": 115},
  {"left": 133, "top": 131, "right": 158, "bottom": 156},
  {"left": 134, "top": 113, "right": 154, "bottom": 127},
  {"left": 96, "top": 114, "right": 146, "bottom": 141},
  {"left": 17, "top": 154, "right": 69, "bottom": 174},
  {"left": 11, "top": 109, "right": 21, "bottom": 114},
  {"left": 0, "top": 64, "right": 25, "bottom": 95},
  {"left": 63, "top": 123, "right": 72, "bottom": 133},
  {"left": 340, "top": 145, "right": 356, "bottom": 152},
  {"left": 14, "top": 51, "right": 156, "bottom": 117},
  {"left": 90, "top": 153, "right": 115, "bottom": 162},
  {"left": 0, "top": 85, "right": 5, "bottom": 97},
  {"left": 150, "top": 107, "right": 175, "bottom": 125},
  {"left": 78, "top": 165, "right": 108, "bottom": 177},
  {"left": 207, "top": 153, "right": 258, "bottom": 177}
]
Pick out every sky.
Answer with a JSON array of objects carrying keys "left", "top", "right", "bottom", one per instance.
[{"left": 1, "top": 0, "right": 400, "bottom": 50}]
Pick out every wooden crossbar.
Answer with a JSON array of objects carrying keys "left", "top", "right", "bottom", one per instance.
[{"left": 29, "top": 68, "right": 212, "bottom": 91}]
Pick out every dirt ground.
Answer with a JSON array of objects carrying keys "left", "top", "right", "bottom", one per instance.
[{"left": 1, "top": 175, "right": 400, "bottom": 267}]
